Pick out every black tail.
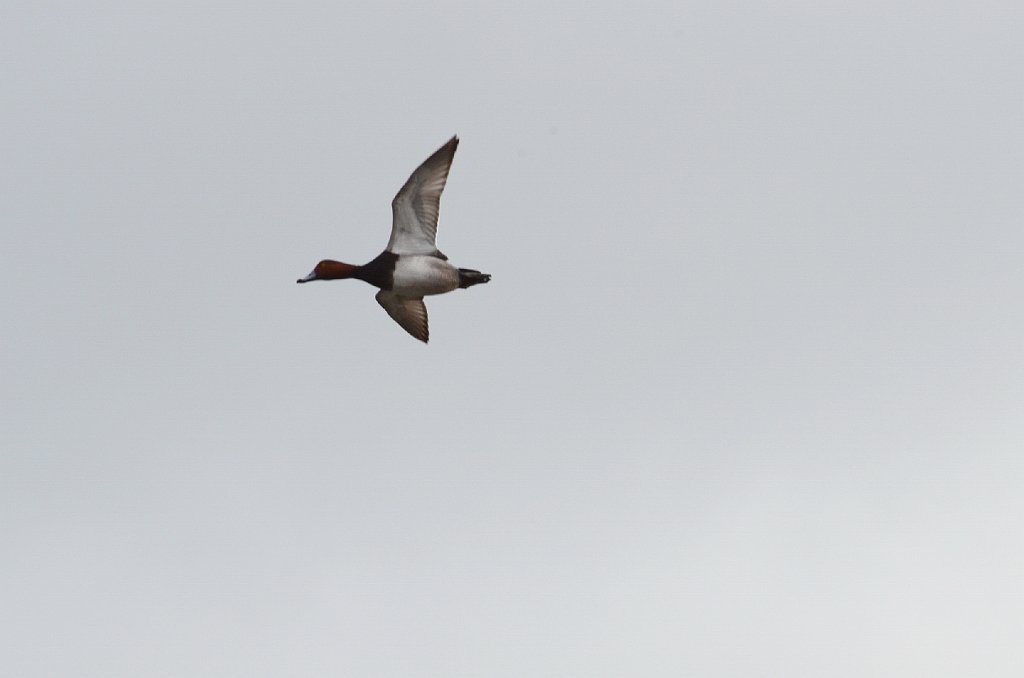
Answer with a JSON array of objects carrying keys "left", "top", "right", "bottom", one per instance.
[{"left": 458, "top": 268, "right": 492, "bottom": 289}]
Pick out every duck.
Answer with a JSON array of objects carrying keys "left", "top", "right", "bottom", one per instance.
[{"left": 297, "top": 136, "right": 490, "bottom": 343}]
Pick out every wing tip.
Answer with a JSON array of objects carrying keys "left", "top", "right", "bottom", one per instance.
[{"left": 442, "top": 134, "right": 459, "bottom": 156}]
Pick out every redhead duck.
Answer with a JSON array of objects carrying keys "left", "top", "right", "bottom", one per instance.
[{"left": 297, "top": 136, "right": 490, "bottom": 343}]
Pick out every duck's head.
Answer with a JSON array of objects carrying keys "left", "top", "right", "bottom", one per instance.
[{"left": 297, "top": 259, "right": 356, "bottom": 283}]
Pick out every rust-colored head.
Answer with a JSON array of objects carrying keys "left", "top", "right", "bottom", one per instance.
[{"left": 296, "top": 260, "right": 357, "bottom": 283}]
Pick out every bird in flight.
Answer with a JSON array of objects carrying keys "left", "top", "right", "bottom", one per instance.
[{"left": 297, "top": 136, "right": 490, "bottom": 343}]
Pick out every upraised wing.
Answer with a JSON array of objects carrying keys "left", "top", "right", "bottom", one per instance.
[{"left": 386, "top": 136, "right": 458, "bottom": 256}]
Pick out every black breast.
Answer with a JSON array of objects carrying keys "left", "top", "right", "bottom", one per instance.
[{"left": 354, "top": 251, "right": 399, "bottom": 290}]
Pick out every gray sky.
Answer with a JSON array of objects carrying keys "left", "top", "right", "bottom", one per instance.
[{"left": 3, "top": 2, "right": 1022, "bottom": 676}]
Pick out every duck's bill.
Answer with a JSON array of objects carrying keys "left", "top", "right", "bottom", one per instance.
[{"left": 296, "top": 271, "right": 318, "bottom": 283}]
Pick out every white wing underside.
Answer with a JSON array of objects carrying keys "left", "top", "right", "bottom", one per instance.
[
  {"left": 386, "top": 136, "right": 459, "bottom": 256},
  {"left": 375, "top": 290, "right": 430, "bottom": 343}
]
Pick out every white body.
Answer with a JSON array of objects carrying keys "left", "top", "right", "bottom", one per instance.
[{"left": 392, "top": 255, "right": 460, "bottom": 297}]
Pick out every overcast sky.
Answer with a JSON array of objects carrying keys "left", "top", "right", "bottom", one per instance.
[{"left": 2, "top": 2, "right": 1022, "bottom": 676}]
